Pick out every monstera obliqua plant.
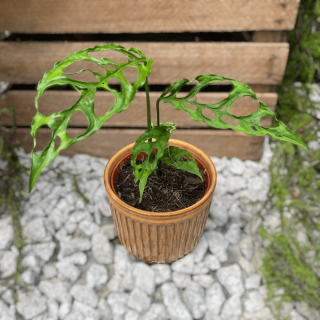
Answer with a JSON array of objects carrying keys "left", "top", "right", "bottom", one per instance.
[{"left": 29, "top": 44, "right": 308, "bottom": 203}]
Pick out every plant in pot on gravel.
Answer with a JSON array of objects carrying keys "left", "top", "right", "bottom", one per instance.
[{"left": 28, "top": 44, "right": 308, "bottom": 264}]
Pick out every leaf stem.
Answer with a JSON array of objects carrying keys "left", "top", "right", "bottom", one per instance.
[
  {"left": 156, "top": 99, "right": 160, "bottom": 126},
  {"left": 145, "top": 77, "right": 151, "bottom": 131}
]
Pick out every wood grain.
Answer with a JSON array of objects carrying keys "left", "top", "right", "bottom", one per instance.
[
  {"left": 12, "top": 128, "right": 265, "bottom": 160},
  {"left": 0, "top": 0, "right": 300, "bottom": 33},
  {"left": 0, "top": 91, "right": 277, "bottom": 128},
  {"left": 0, "top": 42, "right": 289, "bottom": 85},
  {"left": 253, "top": 31, "right": 285, "bottom": 42}
]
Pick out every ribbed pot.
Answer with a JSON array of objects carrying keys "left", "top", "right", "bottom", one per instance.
[{"left": 104, "top": 139, "right": 217, "bottom": 264}]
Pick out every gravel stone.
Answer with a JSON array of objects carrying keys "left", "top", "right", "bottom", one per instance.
[
  {"left": 246, "top": 176, "right": 269, "bottom": 202},
  {"left": 20, "top": 269, "right": 36, "bottom": 285},
  {"left": 38, "top": 279, "right": 70, "bottom": 303},
  {"left": 172, "top": 271, "right": 192, "bottom": 288},
  {"left": 228, "top": 157, "right": 245, "bottom": 175},
  {"left": 140, "top": 303, "right": 168, "bottom": 320},
  {"left": 239, "top": 236, "right": 254, "bottom": 260},
  {"left": 204, "top": 312, "right": 222, "bottom": 320},
  {"left": 220, "top": 295, "right": 242, "bottom": 320},
  {"left": 0, "top": 216, "right": 14, "bottom": 250},
  {"left": 243, "top": 290, "right": 265, "bottom": 313},
  {"left": 0, "top": 248, "right": 18, "bottom": 278},
  {"left": 42, "top": 264, "right": 57, "bottom": 279},
  {"left": 171, "top": 253, "right": 194, "bottom": 274},
  {"left": 238, "top": 257, "right": 256, "bottom": 277},
  {"left": 203, "top": 254, "right": 221, "bottom": 271},
  {"left": 225, "top": 176, "right": 246, "bottom": 193},
  {"left": 70, "top": 284, "right": 99, "bottom": 308},
  {"left": 209, "top": 198, "right": 229, "bottom": 226},
  {"left": 24, "top": 217, "right": 50, "bottom": 241},
  {"left": 79, "top": 219, "right": 100, "bottom": 236},
  {"left": 216, "top": 264, "right": 245, "bottom": 296},
  {"left": 124, "top": 309, "right": 140, "bottom": 320},
  {"left": 86, "top": 263, "right": 108, "bottom": 289},
  {"left": 225, "top": 223, "right": 241, "bottom": 245},
  {"left": 290, "top": 309, "right": 306, "bottom": 320},
  {"left": 161, "top": 282, "right": 192, "bottom": 320},
  {"left": 16, "top": 287, "right": 47, "bottom": 320},
  {"left": 33, "top": 241, "right": 56, "bottom": 262},
  {"left": 73, "top": 300, "right": 100, "bottom": 320},
  {"left": 193, "top": 274, "right": 215, "bottom": 289},
  {"left": 107, "top": 292, "right": 129, "bottom": 319},
  {"left": 183, "top": 281, "right": 207, "bottom": 319},
  {"left": 133, "top": 262, "right": 155, "bottom": 295},
  {"left": 58, "top": 238, "right": 91, "bottom": 259},
  {"left": 193, "top": 261, "right": 210, "bottom": 275},
  {"left": 47, "top": 298, "right": 59, "bottom": 320},
  {"left": 97, "top": 299, "right": 113, "bottom": 320},
  {"left": 65, "top": 311, "right": 84, "bottom": 320},
  {"left": 245, "top": 274, "right": 261, "bottom": 290},
  {"left": 56, "top": 260, "right": 81, "bottom": 282},
  {"left": 192, "top": 236, "right": 209, "bottom": 263},
  {"left": 127, "top": 288, "right": 151, "bottom": 313},
  {"left": 0, "top": 299, "right": 14, "bottom": 320},
  {"left": 151, "top": 264, "right": 171, "bottom": 285},
  {"left": 205, "top": 231, "right": 229, "bottom": 262},
  {"left": 114, "top": 244, "right": 131, "bottom": 277},
  {"left": 205, "top": 282, "right": 226, "bottom": 315},
  {"left": 92, "top": 232, "right": 114, "bottom": 264},
  {"left": 107, "top": 274, "right": 125, "bottom": 292}
]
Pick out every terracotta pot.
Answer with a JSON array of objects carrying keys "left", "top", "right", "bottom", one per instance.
[{"left": 104, "top": 139, "right": 217, "bottom": 264}]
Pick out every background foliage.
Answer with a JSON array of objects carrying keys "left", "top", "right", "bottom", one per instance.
[{"left": 259, "top": 0, "right": 320, "bottom": 316}]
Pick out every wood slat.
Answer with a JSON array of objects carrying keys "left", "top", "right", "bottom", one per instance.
[
  {"left": 0, "top": 42, "right": 289, "bottom": 85},
  {"left": 12, "top": 128, "right": 265, "bottom": 160},
  {"left": 0, "top": 91, "right": 277, "bottom": 128},
  {"left": 0, "top": 0, "right": 300, "bottom": 33}
]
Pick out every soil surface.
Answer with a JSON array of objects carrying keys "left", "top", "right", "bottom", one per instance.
[{"left": 114, "top": 157, "right": 206, "bottom": 212}]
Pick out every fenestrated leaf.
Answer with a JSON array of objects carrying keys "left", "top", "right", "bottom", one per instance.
[
  {"left": 29, "top": 43, "right": 152, "bottom": 192},
  {"left": 157, "top": 74, "right": 309, "bottom": 150},
  {"left": 160, "top": 146, "right": 203, "bottom": 181},
  {"left": 131, "top": 123, "right": 176, "bottom": 203}
]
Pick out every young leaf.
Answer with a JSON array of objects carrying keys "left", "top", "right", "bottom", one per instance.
[
  {"left": 160, "top": 146, "right": 203, "bottom": 181},
  {"left": 157, "top": 74, "right": 309, "bottom": 150},
  {"left": 131, "top": 123, "right": 175, "bottom": 202},
  {"left": 29, "top": 44, "right": 153, "bottom": 192}
]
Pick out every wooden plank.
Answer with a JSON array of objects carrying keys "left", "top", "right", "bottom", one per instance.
[
  {"left": 11, "top": 128, "right": 265, "bottom": 160},
  {"left": 0, "top": 91, "right": 277, "bottom": 128},
  {"left": 253, "top": 31, "right": 285, "bottom": 42},
  {"left": 0, "top": 0, "right": 300, "bottom": 33},
  {"left": 0, "top": 42, "right": 289, "bottom": 85}
]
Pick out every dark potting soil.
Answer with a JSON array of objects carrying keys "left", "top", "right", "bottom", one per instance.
[{"left": 114, "top": 157, "right": 206, "bottom": 212}]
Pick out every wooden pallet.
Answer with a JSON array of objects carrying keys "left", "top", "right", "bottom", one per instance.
[{"left": 0, "top": 0, "right": 300, "bottom": 160}]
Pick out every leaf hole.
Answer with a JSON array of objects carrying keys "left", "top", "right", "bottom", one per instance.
[
  {"left": 88, "top": 50, "right": 128, "bottom": 63},
  {"left": 259, "top": 116, "right": 277, "bottom": 128},
  {"left": 176, "top": 80, "right": 198, "bottom": 98},
  {"left": 63, "top": 61, "right": 105, "bottom": 79},
  {"left": 251, "top": 125, "right": 257, "bottom": 131},
  {"left": 66, "top": 110, "right": 89, "bottom": 139},
  {"left": 103, "top": 64, "right": 116, "bottom": 71},
  {"left": 144, "top": 138, "right": 157, "bottom": 143},
  {"left": 35, "top": 126, "right": 51, "bottom": 155},
  {"left": 221, "top": 116, "right": 239, "bottom": 127},
  {"left": 55, "top": 136, "right": 61, "bottom": 151},
  {"left": 197, "top": 93, "right": 228, "bottom": 105},
  {"left": 185, "top": 103, "right": 197, "bottom": 112},
  {"left": 38, "top": 90, "right": 81, "bottom": 117},
  {"left": 138, "top": 168, "right": 142, "bottom": 172},
  {"left": 122, "top": 67, "right": 139, "bottom": 85},
  {"left": 221, "top": 106, "right": 227, "bottom": 112},
  {"left": 66, "top": 70, "right": 100, "bottom": 83},
  {"left": 202, "top": 108, "right": 216, "bottom": 120},
  {"left": 85, "top": 97, "right": 89, "bottom": 102},
  {"left": 229, "top": 96, "right": 260, "bottom": 117},
  {"left": 163, "top": 91, "right": 173, "bottom": 98},
  {"left": 93, "top": 92, "right": 115, "bottom": 117},
  {"left": 54, "top": 117, "right": 62, "bottom": 121}
]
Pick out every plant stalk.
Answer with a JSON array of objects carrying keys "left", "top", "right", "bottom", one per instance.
[
  {"left": 156, "top": 99, "right": 160, "bottom": 126},
  {"left": 145, "top": 77, "right": 151, "bottom": 131}
]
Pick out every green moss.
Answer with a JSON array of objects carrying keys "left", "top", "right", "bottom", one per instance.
[{"left": 259, "top": 0, "right": 320, "bottom": 317}]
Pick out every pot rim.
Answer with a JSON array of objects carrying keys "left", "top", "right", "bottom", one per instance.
[{"left": 104, "top": 139, "right": 217, "bottom": 218}]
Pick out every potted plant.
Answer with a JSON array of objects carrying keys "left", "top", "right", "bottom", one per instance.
[{"left": 28, "top": 44, "right": 307, "bottom": 264}]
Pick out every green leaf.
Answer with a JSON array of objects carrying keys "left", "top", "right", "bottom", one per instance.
[
  {"left": 131, "top": 123, "right": 175, "bottom": 203},
  {"left": 157, "top": 74, "right": 309, "bottom": 150},
  {"left": 160, "top": 146, "right": 203, "bottom": 181},
  {"left": 29, "top": 43, "right": 153, "bottom": 192}
]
